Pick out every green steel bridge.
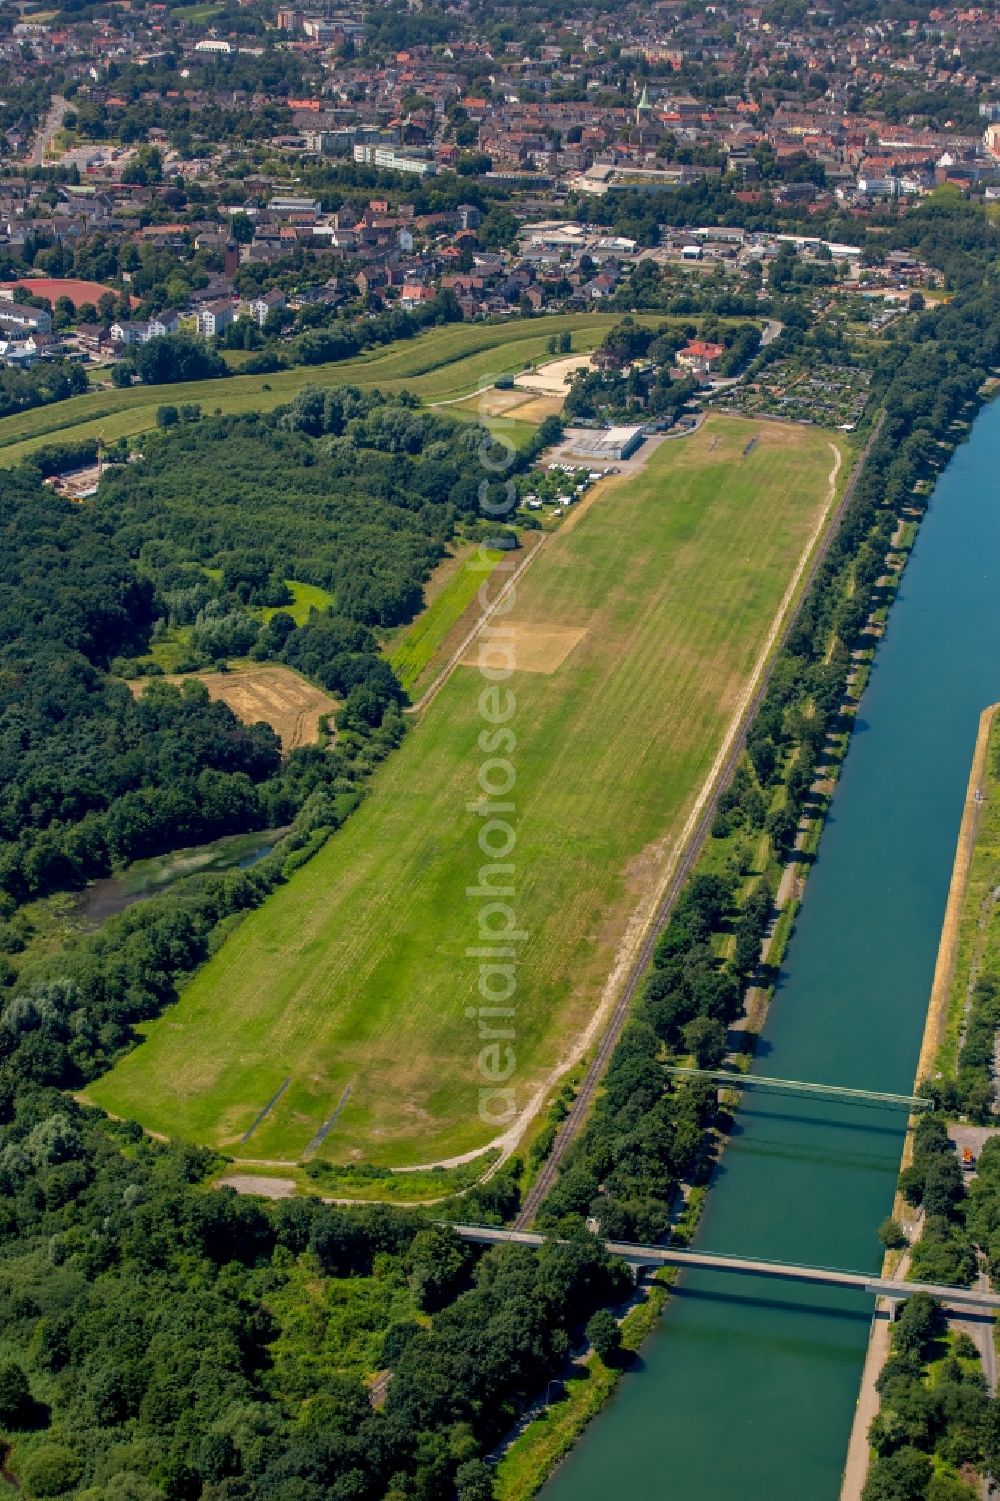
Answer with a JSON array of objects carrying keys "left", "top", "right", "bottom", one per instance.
[{"left": 663, "top": 1066, "right": 933, "bottom": 1112}]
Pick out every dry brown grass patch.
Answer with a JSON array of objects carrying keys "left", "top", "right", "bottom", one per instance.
[{"left": 458, "top": 622, "right": 587, "bottom": 675}]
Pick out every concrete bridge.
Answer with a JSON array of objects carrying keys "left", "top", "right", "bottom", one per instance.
[{"left": 452, "top": 1225, "right": 999, "bottom": 1313}]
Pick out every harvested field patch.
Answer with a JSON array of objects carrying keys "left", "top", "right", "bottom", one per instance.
[
  {"left": 131, "top": 664, "right": 336, "bottom": 751},
  {"left": 459, "top": 622, "right": 587, "bottom": 675},
  {"left": 506, "top": 394, "right": 566, "bottom": 424}
]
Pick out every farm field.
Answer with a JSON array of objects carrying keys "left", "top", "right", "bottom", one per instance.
[
  {"left": 90, "top": 416, "right": 847, "bottom": 1167},
  {"left": 130, "top": 664, "right": 337, "bottom": 751},
  {"left": 0, "top": 313, "right": 645, "bottom": 466}
]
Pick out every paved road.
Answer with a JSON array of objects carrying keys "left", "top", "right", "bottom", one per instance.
[{"left": 28, "top": 94, "right": 68, "bottom": 167}]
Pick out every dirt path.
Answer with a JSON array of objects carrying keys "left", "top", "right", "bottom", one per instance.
[{"left": 840, "top": 1301, "right": 895, "bottom": 1498}]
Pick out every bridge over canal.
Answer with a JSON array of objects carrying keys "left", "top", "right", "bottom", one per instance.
[
  {"left": 452, "top": 1226, "right": 999, "bottom": 1313},
  {"left": 661, "top": 1067, "right": 933, "bottom": 1112}
]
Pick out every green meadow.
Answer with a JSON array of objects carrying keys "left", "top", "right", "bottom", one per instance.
[{"left": 90, "top": 416, "right": 845, "bottom": 1166}]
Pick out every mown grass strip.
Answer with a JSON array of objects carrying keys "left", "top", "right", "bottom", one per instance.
[{"left": 388, "top": 548, "right": 503, "bottom": 695}]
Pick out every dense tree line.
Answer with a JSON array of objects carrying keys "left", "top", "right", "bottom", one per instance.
[
  {"left": 862, "top": 1293, "right": 998, "bottom": 1501},
  {"left": 100, "top": 393, "right": 488, "bottom": 634},
  {"left": 0, "top": 360, "right": 88, "bottom": 420},
  {"left": 127, "top": 334, "right": 228, "bottom": 387},
  {"left": 1, "top": 390, "right": 497, "bottom": 909},
  {"left": 897, "top": 1123, "right": 1000, "bottom": 1298},
  {"left": 0, "top": 1084, "right": 629, "bottom": 1501},
  {"left": 0, "top": 477, "right": 383, "bottom": 910}
]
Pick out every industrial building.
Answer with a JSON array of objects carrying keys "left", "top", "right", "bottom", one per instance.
[{"left": 566, "top": 425, "right": 646, "bottom": 462}]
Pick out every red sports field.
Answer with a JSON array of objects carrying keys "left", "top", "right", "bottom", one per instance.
[{"left": 0, "top": 277, "right": 124, "bottom": 309}]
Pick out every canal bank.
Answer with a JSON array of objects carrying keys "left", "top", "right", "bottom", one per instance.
[
  {"left": 840, "top": 701, "right": 1000, "bottom": 1501},
  {"left": 540, "top": 399, "right": 1000, "bottom": 1501}
]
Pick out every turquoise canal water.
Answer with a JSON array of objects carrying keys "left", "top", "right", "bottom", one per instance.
[{"left": 543, "top": 402, "right": 1000, "bottom": 1500}]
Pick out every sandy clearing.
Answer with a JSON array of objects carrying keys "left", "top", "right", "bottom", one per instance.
[
  {"left": 218, "top": 1174, "right": 299, "bottom": 1197},
  {"left": 514, "top": 354, "right": 596, "bottom": 394},
  {"left": 506, "top": 394, "right": 566, "bottom": 424}
]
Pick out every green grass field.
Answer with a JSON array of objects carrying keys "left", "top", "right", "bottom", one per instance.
[
  {"left": 0, "top": 314, "right": 641, "bottom": 467},
  {"left": 90, "top": 416, "right": 846, "bottom": 1166},
  {"left": 386, "top": 546, "right": 503, "bottom": 695},
  {"left": 263, "top": 580, "right": 335, "bottom": 627},
  {"left": 171, "top": 2, "right": 224, "bottom": 19}
]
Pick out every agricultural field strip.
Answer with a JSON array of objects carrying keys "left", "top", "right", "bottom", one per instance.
[{"left": 90, "top": 416, "right": 843, "bottom": 1169}]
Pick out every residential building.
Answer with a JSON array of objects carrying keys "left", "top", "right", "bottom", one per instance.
[
  {"left": 195, "top": 298, "right": 235, "bottom": 337},
  {"left": 0, "top": 302, "right": 52, "bottom": 333},
  {"left": 109, "top": 319, "right": 145, "bottom": 344},
  {"left": 245, "top": 290, "right": 287, "bottom": 326},
  {"left": 145, "top": 309, "right": 181, "bottom": 339}
]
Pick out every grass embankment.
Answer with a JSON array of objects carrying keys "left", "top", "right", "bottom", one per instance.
[
  {"left": 931, "top": 704, "right": 1000, "bottom": 1081},
  {"left": 0, "top": 314, "right": 631, "bottom": 466},
  {"left": 493, "top": 1279, "right": 673, "bottom": 1501},
  {"left": 90, "top": 416, "right": 844, "bottom": 1166}
]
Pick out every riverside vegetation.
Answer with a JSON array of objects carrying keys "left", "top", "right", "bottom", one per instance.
[{"left": 3, "top": 192, "right": 1000, "bottom": 1501}]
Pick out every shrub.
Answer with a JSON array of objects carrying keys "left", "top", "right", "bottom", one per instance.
[
  {"left": 878, "top": 1218, "right": 909, "bottom": 1251},
  {"left": 20, "top": 1445, "right": 83, "bottom": 1498},
  {"left": 0, "top": 1360, "right": 30, "bottom": 1426},
  {"left": 585, "top": 1308, "right": 622, "bottom": 1365}
]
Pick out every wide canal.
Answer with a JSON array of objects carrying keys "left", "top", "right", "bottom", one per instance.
[{"left": 543, "top": 400, "right": 1000, "bottom": 1498}]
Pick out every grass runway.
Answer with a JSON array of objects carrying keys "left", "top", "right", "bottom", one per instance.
[{"left": 90, "top": 416, "right": 847, "bottom": 1166}]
